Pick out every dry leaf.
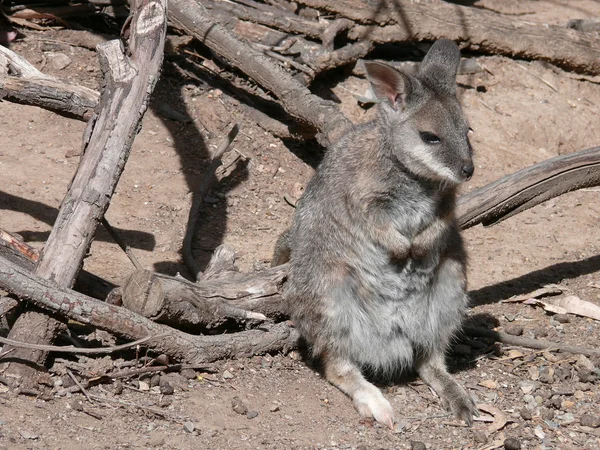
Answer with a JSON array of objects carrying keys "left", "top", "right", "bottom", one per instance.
[
  {"left": 549, "top": 295, "right": 600, "bottom": 321},
  {"left": 479, "top": 379, "right": 498, "bottom": 390},
  {"left": 477, "top": 404, "right": 508, "bottom": 435},
  {"left": 523, "top": 298, "right": 567, "bottom": 314},
  {"left": 502, "top": 284, "right": 563, "bottom": 303}
]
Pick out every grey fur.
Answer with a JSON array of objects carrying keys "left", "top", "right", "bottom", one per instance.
[{"left": 273, "top": 39, "right": 478, "bottom": 428}]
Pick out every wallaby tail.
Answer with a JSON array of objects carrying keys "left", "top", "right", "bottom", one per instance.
[{"left": 271, "top": 229, "right": 292, "bottom": 267}]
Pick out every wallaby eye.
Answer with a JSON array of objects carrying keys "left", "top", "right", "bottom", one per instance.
[{"left": 419, "top": 132, "right": 441, "bottom": 145}]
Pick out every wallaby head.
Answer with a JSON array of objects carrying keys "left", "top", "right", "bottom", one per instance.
[{"left": 365, "top": 39, "right": 474, "bottom": 185}]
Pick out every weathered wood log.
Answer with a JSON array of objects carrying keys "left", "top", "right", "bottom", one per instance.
[
  {"left": 0, "top": 256, "right": 298, "bottom": 363},
  {"left": 1, "top": 0, "right": 167, "bottom": 379},
  {"left": 296, "top": 0, "right": 600, "bottom": 76},
  {"left": 168, "top": 0, "right": 352, "bottom": 146},
  {"left": 0, "top": 228, "right": 116, "bottom": 301},
  {"left": 457, "top": 146, "right": 600, "bottom": 229},
  {"left": 0, "top": 45, "right": 99, "bottom": 120}
]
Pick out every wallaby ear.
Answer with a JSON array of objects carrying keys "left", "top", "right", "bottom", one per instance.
[
  {"left": 420, "top": 39, "right": 460, "bottom": 94},
  {"left": 364, "top": 61, "right": 411, "bottom": 110}
]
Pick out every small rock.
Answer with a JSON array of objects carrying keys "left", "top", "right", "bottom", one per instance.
[
  {"left": 159, "top": 380, "right": 174, "bottom": 395},
  {"left": 574, "top": 390, "right": 585, "bottom": 400},
  {"left": 410, "top": 441, "right": 426, "bottom": 450},
  {"left": 147, "top": 435, "right": 166, "bottom": 447},
  {"left": 554, "top": 314, "right": 570, "bottom": 323},
  {"left": 560, "top": 400, "right": 575, "bottom": 410},
  {"left": 539, "top": 367, "right": 555, "bottom": 384},
  {"left": 580, "top": 414, "right": 600, "bottom": 428},
  {"left": 504, "top": 325, "right": 524, "bottom": 336},
  {"left": 473, "top": 430, "right": 487, "bottom": 443},
  {"left": 70, "top": 400, "right": 84, "bottom": 412},
  {"left": 578, "top": 369, "right": 596, "bottom": 383},
  {"left": 47, "top": 52, "right": 72, "bottom": 70},
  {"left": 138, "top": 380, "right": 150, "bottom": 391},
  {"left": 19, "top": 429, "right": 39, "bottom": 440},
  {"left": 541, "top": 408, "right": 555, "bottom": 420},
  {"left": 231, "top": 396, "right": 248, "bottom": 415},
  {"left": 519, "top": 408, "right": 533, "bottom": 420},
  {"left": 113, "top": 380, "right": 123, "bottom": 395},
  {"left": 576, "top": 354, "right": 595, "bottom": 371},
  {"left": 557, "top": 412, "right": 576, "bottom": 425},
  {"left": 269, "top": 405, "right": 280, "bottom": 412},
  {"left": 150, "top": 374, "right": 161, "bottom": 388},
  {"left": 180, "top": 369, "right": 197, "bottom": 380},
  {"left": 479, "top": 379, "right": 497, "bottom": 390},
  {"left": 222, "top": 370, "right": 234, "bottom": 380},
  {"left": 504, "top": 437, "right": 521, "bottom": 450},
  {"left": 519, "top": 381, "right": 537, "bottom": 394},
  {"left": 183, "top": 421, "right": 195, "bottom": 433},
  {"left": 246, "top": 410, "right": 259, "bottom": 419}
]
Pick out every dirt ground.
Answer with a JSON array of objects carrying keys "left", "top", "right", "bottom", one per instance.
[{"left": 1, "top": 1, "right": 600, "bottom": 449}]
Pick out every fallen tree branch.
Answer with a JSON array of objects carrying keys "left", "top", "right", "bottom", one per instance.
[
  {"left": 1, "top": 0, "right": 168, "bottom": 379},
  {"left": 296, "top": 0, "right": 600, "bottom": 75},
  {"left": 0, "top": 256, "right": 298, "bottom": 363},
  {"left": 0, "top": 45, "right": 99, "bottom": 120},
  {"left": 464, "top": 326, "right": 600, "bottom": 357},
  {"left": 457, "top": 146, "right": 600, "bottom": 229},
  {"left": 168, "top": 0, "right": 351, "bottom": 145},
  {"left": 0, "top": 334, "right": 161, "bottom": 354}
]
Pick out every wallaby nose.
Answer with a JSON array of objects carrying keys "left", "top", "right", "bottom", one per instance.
[{"left": 461, "top": 162, "right": 474, "bottom": 180}]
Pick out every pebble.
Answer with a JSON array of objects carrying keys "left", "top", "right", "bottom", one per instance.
[
  {"left": 504, "top": 437, "right": 521, "bottom": 450},
  {"left": 19, "top": 429, "right": 39, "bottom": 440},
  {"left": 538, "top": 367, "right": 555, "bottom": 384},
  {"left": 47, "top": 52, "right": 72, "bottom": 70},
  {"left": 578, "top": 369, "right": 596, "bottom": 383},
  {"left": 222, "top": 370, "right": 234, "bottom": 380},
  {"left": 159, "top": 379, "right": 174, "bottom": 395},
  {"left": 473, "top": 430, "right": 487, "bottom": 443},
  {"left": 519, "top": 408, "right": 533, "bottom": 420},
  {"left": 554, "top": 314, "right": 570, "bottom": 323},
  {"left": 410, "top": 441, "right": 426, "bottom": 450},
  {"left": 180, "top": 368, "right": 197, "bottom": 379},
  {"left": 556, "top": 412, "right": 576, "bottom": 425},
  {"left": 231, "top": 396, "right": 248, "bottom": 415},
  {"left": 580, "top": 414, "right": 600, "bottom": 428},
  {"left": 541, "top": 408, "right": 555, "bottom": 420},
  {"left": 504, "top": 325, "right": 524, "bottom": 336},
  {"left": 269, "top": 405, "right": 280, "bottom": 412},
  {"left": 183, "top": 421, "right": 195, "bottom": 433},
  {"left": 246, "top": 410, "right": 259, "bottom": 419}
]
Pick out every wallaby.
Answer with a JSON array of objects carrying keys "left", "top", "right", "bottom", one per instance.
[{"left": 272, "top": 39, "right": 478, "bottom": 429}]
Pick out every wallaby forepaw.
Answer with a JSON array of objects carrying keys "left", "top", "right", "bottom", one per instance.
[
  {"left": 448, "top": 394, "right": 479, "bottom": 426},
  {"left": 354, "top": 390, "right": 395, "bottom": 429}
]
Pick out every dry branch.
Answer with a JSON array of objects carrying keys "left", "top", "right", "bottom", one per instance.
[
  {"left": 457, "top": 146, "right": 600, "bottom": 229},
  {"left": 1, "top": 0, "right": 168, "bottom": 379},
  {"left": 168, "top": 0, "right": 351, "bottom": 145},
  {"left": 0, "top": 45, "right": 99, "bottom": 119},
  {"left": 0, "top": 227, "right": 115, "bottom": 301},
  {"left": 0, "top": 256, "right": 298, "bottom": 363},
  {"left": 296, "top": 0, "right": 600, "bottom": 75}
]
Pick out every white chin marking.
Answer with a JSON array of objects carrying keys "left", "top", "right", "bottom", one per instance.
[{"left": 411, "top": 144, "right": 460, "bottom": 183}]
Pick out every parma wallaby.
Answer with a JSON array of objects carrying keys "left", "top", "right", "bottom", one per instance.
[{"left": 273, "top": 39, "right": 477, "bottom": 429}]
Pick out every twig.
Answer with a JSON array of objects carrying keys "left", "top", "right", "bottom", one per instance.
[
  {"left": 464, "top": 326, "right": 600, "bottom": 357},
  {"left": 0, "top": 334, "right": 162, "bottom": 354},
  {"left": 101, "top": 218, "right": 143, "bottom": 270},
  {"left": 68, "top": 370, "right": 94, "bottom": 404},
  {"left": 92, "top": 388, "right": 189, "bottom": 423},
  {"left": 183, "top": 122, "right": 240, "bottom": 281},
  {"left": 515, "top": 62, "right": 558, "bottom": 92}
]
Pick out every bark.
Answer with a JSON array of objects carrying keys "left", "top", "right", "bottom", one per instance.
[
  {"left": 0, "top": 256, "right": 298, "bottom": 363},
  {"left": 0, "top": 45, "right": 99, "bottom": 120},
  {"left": 1, "top": 0, "right": 167, "bottom": 379},
  {"left": 457, "top": 146, "right": 600, "bottom": 229},
  {"left": 0, "top": 228, "right": 115, "bottom": 301},
  {"left": 168, "top": 0, "right": 351, "bottom": 146},
  {"left": 296, "top": 0, "right": 600, "bottom": 75}
]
